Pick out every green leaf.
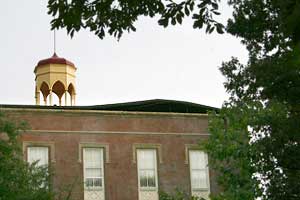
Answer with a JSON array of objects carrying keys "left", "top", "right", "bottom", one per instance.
[
  {"left": 206, "top": 24, "right": 211, "bottom": 33},
  {"left": 198, "top": 1, "right": 208, "bottom": 9},
  {"left": 158, "top": 18, "right": 169, "bottom": 27},
  {"left": 212, "top": 2, "right": 218, "bottom": 10},
  {"left": 192, "top": 14, "right": 200, "bottom": 19},
  {"left": 184, "top": 6, "right": 190, "bottom": 16},
  {"left": 193, "top": 20, "right": 203, "bottom": 29},
  {"left": 176, "top": 14, "right": 182, "bottom": 24},
  {"left": 213, "top": 10, "right": 221, "bottom": 15},
  {"left": 171, "top": 17, "right": 176, "bottom": 25},
  {"left": 200, "top": 7, "right": 206, "bottom": 16},
  {"left": 216, "top": 24, "right": 224, "bottom": 34}
]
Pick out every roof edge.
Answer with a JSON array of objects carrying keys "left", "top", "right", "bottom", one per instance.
[
  {"left": 0, "top": 99, "right": 219, "bottom": 115},
  {"left": 0, "top": 105, "right": 209, "bottom": 118}
]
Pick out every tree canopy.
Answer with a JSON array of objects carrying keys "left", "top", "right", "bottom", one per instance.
[
  {"left": 0, "top": 112, "right": 53, "bottom": 200},
  {"left": 47, "top": 0, "right": 224, "bottom": 39},
  {"left": 203, "top": 1, "right": 300, "bottom": 199},
  {"left": 47, "top": 0, "right": 300, "bottom": 199}
]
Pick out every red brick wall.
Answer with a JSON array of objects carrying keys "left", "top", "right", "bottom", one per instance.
[{"left": 3, "top": 108, "right": 217, "bottom": 200}]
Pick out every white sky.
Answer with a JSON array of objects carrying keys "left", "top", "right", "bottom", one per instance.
[{"left": 0, "top": 1, "right": 248, "bottom": 108}]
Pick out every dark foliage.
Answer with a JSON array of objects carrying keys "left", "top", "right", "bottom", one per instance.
[
  {"left": 0, "top": 112, "right": 53, "bottom": 200},
  {"left": 47, "top": 1, "right": 300, "bottom": 199},
  {"left": 47, "top": 0, "right": 224, "bottom": 39},
  {"left": 204, "top": 1, "right": 300, "bottom": 200}
]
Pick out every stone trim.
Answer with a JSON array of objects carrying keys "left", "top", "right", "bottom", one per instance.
[
  {"left": 0, "top": 107, "right": 208, "bottom": 118},
  {"left": 23, "top": 141, "right": 55, "bottom": 163},
  {"left": 78, "top": 143, "right": 110, "bottom": 163},
  {"left": 132, "top": 143, "right": 163, "bottom": 164},
  {"left": 35, "top": 71, "right": 76, "bottom": 78},
  {"left": 26, "top": 130, "right": 209, "bottom": 136}
]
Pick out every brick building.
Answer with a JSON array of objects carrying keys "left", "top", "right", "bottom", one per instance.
[{"left": 0, "top": 54, "right": 218, "bottom": 200}]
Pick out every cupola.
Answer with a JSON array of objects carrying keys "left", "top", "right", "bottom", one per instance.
[{"left": 34, "top": 53, "right": 77, "bottom": 106}]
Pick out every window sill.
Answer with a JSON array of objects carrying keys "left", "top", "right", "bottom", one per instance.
[
  {"left": 84, "top": 187, "right": 104, "bottom": 191},
  {"left": 139, "top": 187, "right": 157, "bottom": 191},
  {"left": 192, "top": 188, "right": 209, "bottom": 192}
]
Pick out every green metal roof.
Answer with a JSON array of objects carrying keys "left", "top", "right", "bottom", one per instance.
[{"left": 0, "top": 99, "right": 218, "bottom": 114}]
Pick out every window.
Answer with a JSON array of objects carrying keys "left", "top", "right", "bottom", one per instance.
[
  {"left": 27, "top": 146, "right": 49, "bottom": 167},
  {"left": 137, "top": 149, "right": 158, "bottom": 189},
  {"left": 189, "top": 150, "right": 210, "bottom": 198},
  {"left": 27, "top": 146, "right": 49, "bottom": 188},
  {"left": 83, "top": 148, "right": 104, "bottom": 189}
]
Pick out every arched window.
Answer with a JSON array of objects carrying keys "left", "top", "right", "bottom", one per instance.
[
  {"left": 39, "top": 82, "right": 50, "bottom": 105},
  {"left": 52, "top": 81, "right": 66, "bottom": 106}
]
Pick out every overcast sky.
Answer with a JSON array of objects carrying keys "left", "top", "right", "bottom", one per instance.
[{"left": 0, "top": 1, "right": 248, "bottom": 108}]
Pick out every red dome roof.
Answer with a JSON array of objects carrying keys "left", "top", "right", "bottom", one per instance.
[{"left": 36, "top": 53, "right": 75, "bottom": 68}]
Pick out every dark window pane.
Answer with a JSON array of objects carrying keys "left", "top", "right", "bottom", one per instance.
[
  {"left": 140, "top": 176, "right": 148, "bottom": 187},
  {"left": 85, "top": 178, "right": 93, "bottom": 187},
  {"left": 148, "top": 176, "right": 156, "bottom": 187},
  {"left": 94, "top": 178, "right": 102, "bottom": 187}
]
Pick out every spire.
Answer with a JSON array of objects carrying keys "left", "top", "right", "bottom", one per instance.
[{"left": 53, "top": 29, "right": 56, "bottom": 55}]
